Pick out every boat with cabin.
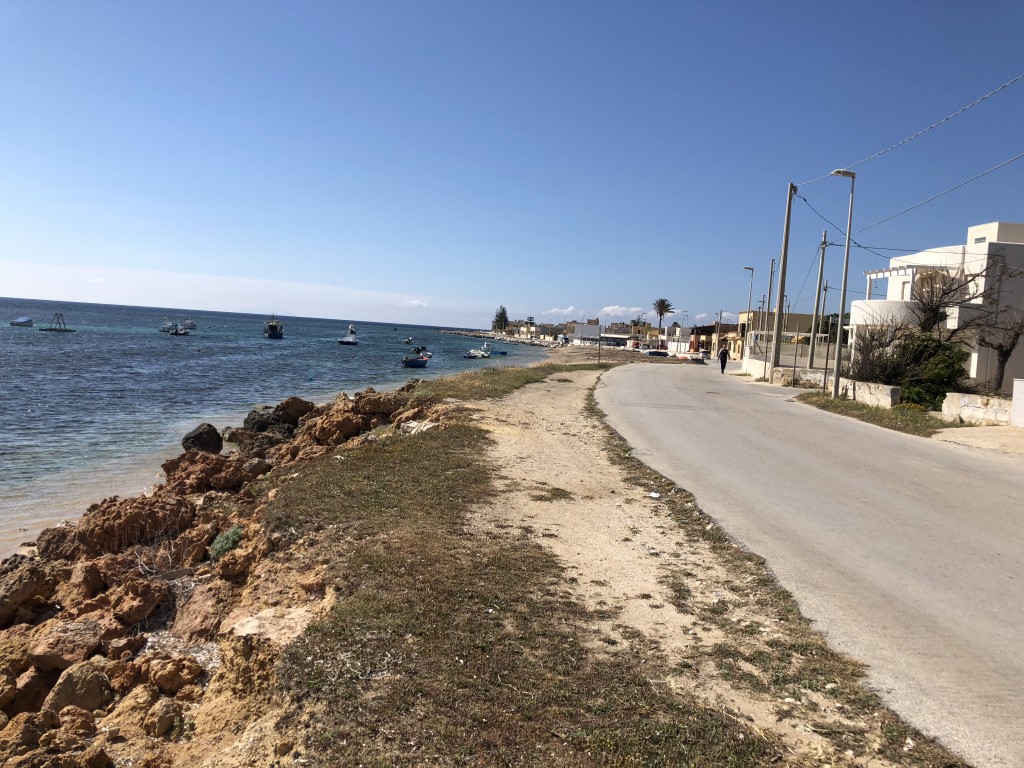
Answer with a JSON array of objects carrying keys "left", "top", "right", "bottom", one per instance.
[
  {"left": 402, "top": 355, "right": 429, "bottom": 368},
  {"left": 9, "top": 317, "right": 33, "bottom": 327},
  {"left": 338, "top": 323, "right": 358, "bottom": 346},
  {"left": 264, "top": 316, "right": 284, "bottom": 339},
  {"left": 180, "top": 318, "right": 198, "bottom": 330}
]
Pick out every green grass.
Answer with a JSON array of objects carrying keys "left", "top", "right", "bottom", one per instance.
[{"left": 795, "top": 392, "right": 967, "bottom": 437}]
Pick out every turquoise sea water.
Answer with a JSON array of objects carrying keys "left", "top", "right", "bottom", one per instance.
[{"left": 0, "top": 297, "right": 545, "bottom": 555}]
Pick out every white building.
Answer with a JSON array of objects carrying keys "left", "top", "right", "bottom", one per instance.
[{"left": 849, "top": 222, "right": 1024, "bottom": 389}]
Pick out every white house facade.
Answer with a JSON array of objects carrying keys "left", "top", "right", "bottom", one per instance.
[{"left": 849, "top": 222, "right": 1024, "bottom": 389}]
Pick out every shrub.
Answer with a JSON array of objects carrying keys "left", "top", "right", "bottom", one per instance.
[
  {"left": 209, "top": 525, "right": 244, "bottom": 561},
  {"left": 849, "top": 328, "right": 967, "bottom": 410}
]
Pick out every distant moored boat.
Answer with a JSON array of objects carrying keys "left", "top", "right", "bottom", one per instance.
[
  {"left": 9, "top": 317, "right": 33, "bottom": 327},
  {"left": 38, "top": 313, "right": 75, "bottom": 333}
]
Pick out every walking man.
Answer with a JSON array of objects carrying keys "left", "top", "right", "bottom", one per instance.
[{"left": 717, "top": 345, "right": 729, "bottom": 374}]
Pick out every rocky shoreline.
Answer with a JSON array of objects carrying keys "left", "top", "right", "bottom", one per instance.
[{"left": 0, "top": 382, "right": 453, "bottom": 767}]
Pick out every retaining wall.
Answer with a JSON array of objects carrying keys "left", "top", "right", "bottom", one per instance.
[
  {"left": 941, "top": 392, "right": 1014, "bottom": 426},
  {"left": 768, "top": 368, "right": 902, "bottom": 408}
]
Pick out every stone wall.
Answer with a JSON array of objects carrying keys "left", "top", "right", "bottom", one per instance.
[
  {"left": 941, "top": 392, "right": 1013, "bottom": 426},
  {"left": 767, "top": 368, "right": 902, "bottom": 408},
  {"left": 1013, "top": 380, "right": 1024, "bottom": 428}
]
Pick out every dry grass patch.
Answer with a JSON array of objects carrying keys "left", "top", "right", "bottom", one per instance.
[
  {"left": 795, "top": 391, "right": 969, "bottom": 438},
  {"left": 266, "top": 421, "right": 792, "bottom": 765},
  {"left": 586, "top": 390, "right": 970, "bottom": 767}
]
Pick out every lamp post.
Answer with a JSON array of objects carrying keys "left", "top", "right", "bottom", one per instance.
[
  {"left": 743, "top": 266, "right": 754, "bottom": 356},
  {"left": 831, "top": 169, "right": 856, "bottom": 399}
]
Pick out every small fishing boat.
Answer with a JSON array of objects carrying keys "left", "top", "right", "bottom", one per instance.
[
  {"left": 170, "top": 326, "right": 190, "bottom": 336},
  {"left": 264, "top": 315, "right": 284, "bottom": 339},
  {"left": 481, "top": 341, "right": 506, "bottom": 355},
  {"left": 159, "top": 321, "right": 176, "bottom": 332},
  {"left": 9, "top": 317, "right": 33, "bottom": 327},
  {"left": 410, "top": 346, "right": 432, "bottom": 358},
  {"left": 463, "top": 348, "right": 490, "bottom": 359},
  {"left": 402, "top": 355, "right": 429, "bottom": 368},
  {"left": 39, "top": 313, "right": 76, "bottom": 333},
  {"left": 180, "top": 318, "right": 198, "bottom": 330},
  {"left": 338, "top": 323, "right": 358, "bottom": 346},
  {"left": 402, "top": 337, "right": 413, "bottom": 344}
]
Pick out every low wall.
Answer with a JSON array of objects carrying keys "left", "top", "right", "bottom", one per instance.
[
  {"left": 768, "top": 368, "right": 902, "bottom": 408},
  {"left": 1014, "top": 380, "right": 1024, "bottom": 427},
  {"left": 941, "top": 392, "right": 1013, "bottom": 425}
]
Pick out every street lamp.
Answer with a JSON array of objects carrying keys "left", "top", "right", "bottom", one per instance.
[
  {"left": 743, "top": 266, "right": 754, "bottom": 355},
  {"left": 831, "top": 169, "right": 856, "bottom": 399}
]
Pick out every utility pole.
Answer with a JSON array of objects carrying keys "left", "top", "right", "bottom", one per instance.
[
  {"left": 762, "top": 259, "right": 775, "bottom": 380},
  {"left": 764, "top": 260, "right": 775, "bottom": 334},
  {"left": 807, "top": 231, "right": 827, "bottom": 369},
  {"left": 771, "top": 183, "right": 797, "bottom": 370}
]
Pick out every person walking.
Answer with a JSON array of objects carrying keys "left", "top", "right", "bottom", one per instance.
[{"left": 717, "top": 345, "right": 729, "bottom": 374}]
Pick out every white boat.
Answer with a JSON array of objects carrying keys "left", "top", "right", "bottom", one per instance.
[
  {"left": 463, "top": 348, "right": 490, "bottom": 359},
  {"left": 180, "top": 318, "right": 198, "bottom": 330},
  {"left": 9, "top": 317, "right": 33, "bottom": 327},
  {"left": 159, "top": 321, "right": 176, "bottom": 332},
  {"left": 339, "top": 323, "right": 359, "bottom": 345}
]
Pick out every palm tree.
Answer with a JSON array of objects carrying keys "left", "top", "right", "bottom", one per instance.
[{"left": 652, "top": 298, "right": 675, "bottom": 335}]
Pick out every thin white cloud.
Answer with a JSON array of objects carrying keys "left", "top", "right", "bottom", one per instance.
[
  {"left": 721, "top": 311, "right": 738, "bottom": 323},
  {"left": 599, "top": 305, "right": 643, "bottom": 319},
  {"left": 693, "top": 312, "right": 710, "bottom": 323},
  {"left": 543, "top": 306, "right": 577, "bottom": 317}
]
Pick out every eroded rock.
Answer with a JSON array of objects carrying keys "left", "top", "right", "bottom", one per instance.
[
  {"left": 29, "top": 619, "right": 104, "bottom": 671},
  {"left": 162, "top": 452, "right": 270, "bottom": 495},
  {"left": 0, "top": 558, "right": 62, "bottom": 628},
  {"left": 41, "top": 660, "right": 114, "bottom": 714}
]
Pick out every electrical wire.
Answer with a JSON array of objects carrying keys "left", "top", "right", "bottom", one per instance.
[
  {"left": 855, "top": 151, "right": 1024, "bottom": 233},
  {"left": 798, "top": 71, "right": 1024, "bottom": 185},
  {"left": 796, "top": 193, "right": 891, "bottom": 262}
]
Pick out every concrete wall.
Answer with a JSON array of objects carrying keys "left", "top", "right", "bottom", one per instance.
[
  {"left": 768, "top": 368, "right": 902, "bottom": 408},
  {"left": 1013, "top": 380, "right": 1024, "bottom": 427},
  {"left": 941, "top": 392, "right": 1013, "bottom": 425}
]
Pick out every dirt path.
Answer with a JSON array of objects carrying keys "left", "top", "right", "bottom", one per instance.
[{"left": 467, "top": 367, "right": 949, "bottom": 767}]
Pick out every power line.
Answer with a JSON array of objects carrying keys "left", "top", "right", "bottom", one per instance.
[
  {"left": 798, "top": 71, "right": 1024, "bottom": 185},
  {"left": 796, "top": 193, "right": 891, "bottom": 262},
  {"left": 856, "top": 151, "right": 1024, "bottom": 233}
]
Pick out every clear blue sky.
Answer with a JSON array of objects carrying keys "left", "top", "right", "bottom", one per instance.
[{"left": 2, "top": 2, "right": 1022, "bottom": 328}]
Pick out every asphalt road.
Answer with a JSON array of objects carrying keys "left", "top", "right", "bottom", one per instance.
[{"left": 596, "top": 363, "right": 1024, "bottom": 768}]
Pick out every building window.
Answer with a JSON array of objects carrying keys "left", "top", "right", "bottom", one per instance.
[{"left": 974, "top": 237, "right": 987, "bottom": 244}]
